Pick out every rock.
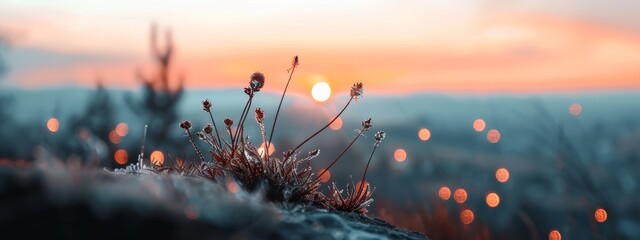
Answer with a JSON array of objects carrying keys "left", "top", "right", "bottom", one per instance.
[{"left": 0, "top": 163, "right": 427, "bottom": 240}]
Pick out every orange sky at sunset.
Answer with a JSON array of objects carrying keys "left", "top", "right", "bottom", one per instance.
[{"left": 1, "top": 1, "right": 640, "bottom": 94}]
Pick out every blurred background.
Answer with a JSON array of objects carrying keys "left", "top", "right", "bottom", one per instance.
[{"left": 1, "top": 1, "right": 639, "bottom": 239}]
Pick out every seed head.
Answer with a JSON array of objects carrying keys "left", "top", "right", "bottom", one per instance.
[
  {"left": 196, "top": 132, "right": 206, "bottom": 140},
  {"left": 203, "top": 124, "right": 213, "bottom": 134},
  {"left": 362, "top": 118, "right": 372, "bottom": 131},
  {"left": 288, "top": 56, "right": 299, "bottom": 72},
  {"left": 179, "top": 120, "right": 192, "bottom": 130},
  {"left": 250, "top": 72, "right": 265, "bottom": 92},
  {"left": 374, "top": 131, "right": 386, "bottom": 144},
  {"left": 255, "top": 107, "right": 265, "bottom": 124},
  {"left": 292, "top": 56, "right": 299, "bottom": 68},
  {"left": 224, "top": 118, "right": 233, "bottom": 127},
  {"left": 350, "top": 82, "right": 364, "bottom": 99},
  {"left": 309, "top": 149, "right": 320, "bottom": 158},
  {"left": 202, "top": 99, "right": 212, "bottom": 112}
]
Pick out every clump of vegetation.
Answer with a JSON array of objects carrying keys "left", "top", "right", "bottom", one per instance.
[{"left": 126, "top": 56, "right": 385, "bottom": 214}]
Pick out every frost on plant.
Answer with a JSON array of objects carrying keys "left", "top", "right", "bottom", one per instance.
[{"left": 121, "top": 56, "right": 385, "bottom": 214}]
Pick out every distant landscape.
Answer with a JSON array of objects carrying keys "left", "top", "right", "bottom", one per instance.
[{"left": 1, "top": 86, "right": 638, "bottom": 239}]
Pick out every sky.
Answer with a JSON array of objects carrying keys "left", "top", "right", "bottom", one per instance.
[{"left": 1, "top": 0, "right": 640, "bottom": 95}]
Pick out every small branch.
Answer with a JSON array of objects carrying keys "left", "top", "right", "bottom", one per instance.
[{"left": 288, "top": 97, "right": 353, "bottom": 162}]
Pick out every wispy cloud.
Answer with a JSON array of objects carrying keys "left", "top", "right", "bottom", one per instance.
[{"left": 1, "top": 1, "right": 640, "bottom": 93}]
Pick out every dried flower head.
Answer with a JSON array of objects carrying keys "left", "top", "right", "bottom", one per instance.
[
  {"left": 250, "top": 72, "right": 265, "bottom": 92},
  {"left": 309, "top": 149, "right": 320, "bottom": 158},
  {"left": 196, "top": 132, "right": 206, "bottom": 140},
  {"left": 362, "top": 118, "right": 372, "bottom": 131},
  {"left": 224, "top": 118, "right": 233, "bottom": 127},
  {"left": 255, "top": 107, "right": 265, "bottom": 124},
  {"left": 350, "top": 82, "right": 364, "bottom": 99},
  {"left": 288, "top": 55, "right": 299, "bottom": 72},
  {"left": 202, "top": 99, "right": 212, "bottom": 112},
  {"left": 203, "top": 124, "right": 213, "bottom": 134},
  {"left": 374, "top": 131, "right": 385, "bottom": 145},
  {"left": 179, "top": 120, "right": 192, "bottom": 130}
]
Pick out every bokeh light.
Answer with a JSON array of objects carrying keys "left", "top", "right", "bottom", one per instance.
[
  {"left": 150, "top": 150, "right": 164, "bottom": 166},
  {"left": 258, "top": 142, "right": 276, "bottom": 157},
  {"left": 418, "top": 128, "right": 431, "bottom": 141},
  {"left": 549, "top": 230, "right": 561, "bottom": 240},
  {"left": 329, "top": 117, "right": 343, "bottom": 131},
  {"left": 486, "top": 192, "right": 500, "bottom": 207},
  {"left": 356, "top": 181, "right": 369, "bottom": 191},
  {"left": 47, "top": 118, "right": 60, "bottom": 133},
  {"left": 226, "top": 180, "right": 239, "bottom": 193},
  {"left": 317, "top": 169, "right": 331, "bottom": 183},
  {"left": 394, "top": 148, "right": 407, "bottom": 162},
  {"left": 473, "top": 119, "right": 486, "bottom": 132},
  {"left": 496, "top": 168, "right": 510, "bottom": 183},
  {"left": 311, "top": 81, "right": 332, "bottom": 102},
  {"left": 595, "top": 208, "right": 608, "bottom": 223},
  {"left": 184, "top": 205, "right": 199, "bottom": 220},
  {"left": 438, "top": 186, "right": 451, "bottom": 200},
  {"left": 460, "top": 209, "right": 474, "bottom": 225},
  {"left": 487, "top": 129, "right": 501, "bottom": 143},
  {"left": 115, "top": 122, "right": 129, "bottom": 137},
  {"left": 454, "top": 188, "right": 468, "bottom": 204},
  {"left": 114, "top": 149, "right": 128, "bottom": 165},
  {"left": 109, "top": 130, "right": 121, "bottom": 144},
  {"left": 569, "top": 103, "right": 582, "bottom": 116}
]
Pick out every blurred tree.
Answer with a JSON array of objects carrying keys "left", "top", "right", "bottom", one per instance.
[
  {"left": 0, "top": 36, "right": 13, "bottom": 158},
  {"left": 125, "top": 24, "right": 186, "bottom": 160},
  {"left": 69, "top": 81, "right": 115, "bottom": 166}
]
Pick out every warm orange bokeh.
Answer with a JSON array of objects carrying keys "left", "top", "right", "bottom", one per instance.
[
  {"left": 473, "top": 119, "right": 486, "bottom": 132},
  {"left": 486, "top": 193, "right": 500, "bottom": 208},
  {"left": 109, "top": 130, "right": 121, "bottom": 144},
  {"left": 115, "top": 122, "right": 129, "bottom": 137},
  {"left": 184, "top": 205, "right": 199, "bottom": 220},
  {"left": 114, "top": 149, "right": 128, "bottom": 165},
  {"left": 329, "top": 117, "right": 343, "bottom": 131},
  {"left": 226, "top": 180, "right": 239, "bottom": 193},
  {"left": 258, "top": 142, "right": 276, "bottom": 158},
  {"left": 549, "top": 230, "right": 562, "bottom": 240},
  {"left": 150, "top": 150, "right": 164, "bottom": 166},
  {"left": 47, "top": 118, "right": 59, "bottom": 133},
  {"left": 569, "top": 103, "right": 583, "bottom": 117},
  {"left": 487, "top": 129, "right": 501, "bottom": 143},
  {"left": 394, "top": 148, "right": 407, "bottom": 162},
  {"left": 418, "top": 128, "right": 431, "bottom": 141},
  {"left": 496, "top": 168, "right": 510, "bottom": 183},
  {"left": 595, "top": 208, "right": 608, "bottom": 223},
  {"left": 460, "top": 209, "right": 474, "bottom": 225},
  {"left": 317, "top": 169, "right": 331, "bottom": 183},
  {"left": 438, "top": 186, "right": 451, "bottom": 200},
  {"left": 356, "top": 181, "right": 370, "bottom": 192},
  {"left": 454, "top": 189, "right": 468, "bottom": 204}
]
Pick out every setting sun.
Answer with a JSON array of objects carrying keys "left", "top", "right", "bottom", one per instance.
[{"left": 311, "top": 82, "right": 331, "bottom": 102}]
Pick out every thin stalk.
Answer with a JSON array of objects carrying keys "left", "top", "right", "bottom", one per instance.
[
  {"left": 185, "top": 129, "right": 205, "bottom": 163},
  {"left": 288, "top": 97, "right": 353, "bottom": 161},
  {"left": 232, "top": 95, "right": 253, "bottom": 157},
  {"left": 137, "top": 125, "right": 148, "bottom": 169},
  {"left": 266, "top": 64, "right": 297, "bottom": 157},
  {"left": 314, "top": 124, "right": 364, "bottom": 182},
  {"left": 357, "top": 143, "right": 379, "bottom": 196},
  {"left": 207, "top": 111, "right": 222, "bottom": 149},
  {"left": 233, "top": 95, "right": 252, "bottom": 147}
]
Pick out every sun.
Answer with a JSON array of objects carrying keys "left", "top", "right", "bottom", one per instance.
[{"left": 311, "top": 81, "right": 331, "bottom": 102}]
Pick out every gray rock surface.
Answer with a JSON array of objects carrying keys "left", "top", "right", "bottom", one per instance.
[{"left": 0, "top": 162, "right": 427, "bottom": 240}]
